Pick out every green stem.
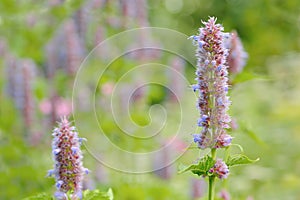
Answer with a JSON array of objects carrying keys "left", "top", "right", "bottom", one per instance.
[
  {"left": 208, "top": 176, "right": 215, "bottom": 200},
  {"left": 208, "top": 148, "right": 216, "bottom": 200},
  {"left": 211, "top": 148, "right": 216, "bottom": 159},
  {"left": 224, "top": 146, "right": 230, "bottom": 163}
]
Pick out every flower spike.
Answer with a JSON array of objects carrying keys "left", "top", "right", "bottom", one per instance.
[
  {"left": 48, "top": 116, "right": 88, "bottom": 199},
  {"left": 191, "top": 17, "right": 232, "bottom": 149}
]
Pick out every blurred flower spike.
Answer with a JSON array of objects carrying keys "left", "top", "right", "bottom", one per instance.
[
  {"left": 227, "top": 30, "right": 248, "bottom": 74},
  {"left": 48, "top": 116, "right": 88, "bottom": 200}
]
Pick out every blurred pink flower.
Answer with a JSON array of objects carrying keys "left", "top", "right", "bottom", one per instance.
[
  {"left": 101, "top": 82, "right": 115, "bottom": 96},
  {"left": 39, "top": 99, "right": 52, "bottom": 115},
  {"left": 65, "top": 19, "right": 84, "bottom": 75},
  {"left": 166, "top": 136, "right": 188, "bottom": 152},
  {"left": 168, "top": 57, "right": 185, "bottom": 102},
  {"left": 219, "top": 189, "right": 231, "bottom": 200},
  {"left": 227, "top": 31, "right": 248, "bottom": 74},
  {"left": 39, "top": 97, "right": 72, "bottom": 117},
  {"left": 230, "top": 118, "right": 239, "bottom": 130},
  {"left": 190, "top": 178, "right": 206, "bottom": 199},
  {"left": 56, "top": 98, "right": 72, "bottom": 116}
]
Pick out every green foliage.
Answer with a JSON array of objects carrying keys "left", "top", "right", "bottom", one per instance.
[
  {"left": 178, "top": 155, "right": 215, "bottom": 176},
  {"left": 0, "top": 0, "right": 84, "bottom": 62},
  {"left": 23, "top": 189, "right": 114, "bottom": 200},
  {"left": 226, "top": 154, "right": 259, "bottom": 167},
  {"left": 83, "top": 189, "right": 114, "bottom": 200},
  {"left": 23, "top": 193, "right": 54, "bottom": 200}
]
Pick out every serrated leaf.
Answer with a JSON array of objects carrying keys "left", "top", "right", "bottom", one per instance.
[
  {"left": 178, "top": 155, "right": 215, "bottom": 176},
  {"left": 226, "top": 154, "right": 259, "bottom": 167},
  {"left": 83, "top": 189, "right": 113, "bottom": 200}
]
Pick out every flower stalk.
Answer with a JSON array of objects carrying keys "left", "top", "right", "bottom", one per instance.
[
  {"left": 191, "top": 17, "right": 232, "bottom": 199},
  {"left": 181, "top": 16, "right": 254, "bottom": 200},
  {"left": 208, "top": 176, "right": 215, "bottom": 200}
]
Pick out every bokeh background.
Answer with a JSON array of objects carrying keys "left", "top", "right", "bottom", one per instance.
[{"left": 1, "top": 0, "right": 300, "bottom": 199}]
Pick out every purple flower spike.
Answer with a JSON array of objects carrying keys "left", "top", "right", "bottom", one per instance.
[
  {"left": 190, "top": 17, "right": 232, "bottom": 149},
  {"left": 48, "top": 117, "right": 89, "bottom": 199}
]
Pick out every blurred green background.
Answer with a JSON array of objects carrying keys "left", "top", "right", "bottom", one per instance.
[{"left": 1, "top": 0, "right": 300, "bottom": 199}]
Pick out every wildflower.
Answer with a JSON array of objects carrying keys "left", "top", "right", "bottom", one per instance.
[
  {"left": 209, "top": 159, "right": 229, "bottom": 179},
  {"left": 219, "top": 189, "right": 231, "bottom": 200},
  {"left": 226, "top": 31, "right": 248, "bottom": 74},
  {"left": 168, "top": 57, "right": 185, "bottom": 102},
  {"left": 190, "top": 178, "right": 206, "bottom": 199},
  {"left": 48, "top": 117, "right": 88, "bottom": 199},
  {"left": 190, "top": 17, "right": 232, "bottom": 149},
  {"left": 65, "top": 19, "right": 84, "bottom": 76},
  {"left": 6, "top": 58, "right": 37, "bottom": 132}
]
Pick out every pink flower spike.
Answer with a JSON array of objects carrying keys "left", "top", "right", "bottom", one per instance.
[
  {"left": 191, "top": 17, "right": 232, "bottom": 149},
  {"left": 48, "top": 117, "right": 88, "bottom": 199}
]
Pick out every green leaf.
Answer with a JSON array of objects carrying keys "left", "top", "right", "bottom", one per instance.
[
  {"left": 178, "top": 155, "right": 215, "bottom": 176},
  {"left": 23, "top": 193, "right": 53, "bottom": 200},
  {"left": 226, "top": 154, "right": 259, "bottom": 167},
  {"left": 83, "top": 188, "right": 114, "bottom": 200}
]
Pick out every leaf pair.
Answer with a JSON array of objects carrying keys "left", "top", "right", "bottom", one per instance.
[
  {"left": 178, "top": 154, "right": 259, "bottom": 177},
  {"left": 178, "top": 155, "right": 215, "bottom": 177}
]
